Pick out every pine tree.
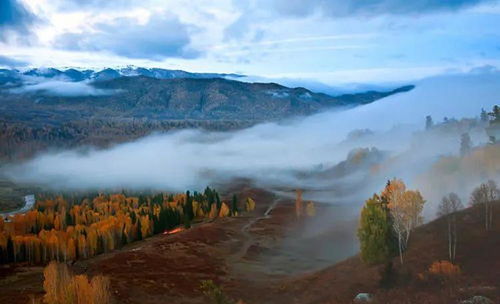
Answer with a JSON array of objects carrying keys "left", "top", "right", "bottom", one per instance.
[
  {"left": 425, "top": 115, "right": 433, "bottom": 130},
  {"left": 231, "top": 195, "right": 239, "bottom": 216},
  {"left": 184, "top": 191, "right": 194, "bottom": 220},
  {"left": 489, "top": 105, "right": 500, "bottom": 122},
  {"left": 460, "top": 133, "right": 472, "bottom": 156},
  {"left": 136, "top": 219, "right": 142, "bottom": 241},
  {"left": 215, "top": 193, "right": 221, "bottom": 210},
  {"left": 183, "top": 213, "right": 191, "bottom": 229},
  {"left": 357, "top": 194, "right": 396, "bottom": 264}
]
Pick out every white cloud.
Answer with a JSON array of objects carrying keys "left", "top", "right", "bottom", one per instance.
[
  {"left": 9, "top": 79, "right": 117, "bottom": 96},
  {"left": 7, "top": 69, "right": 499, "bottom": 193},
  {"left": 2, "top": 0, "right": 497, "bottom": 85}
]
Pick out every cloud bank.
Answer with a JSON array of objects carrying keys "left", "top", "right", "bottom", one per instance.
[
  {"left": 9, "top": 79, "right": 118, "bottom": 97},
  {"left": 255, "top": 0, "right": 499, "bottom": 17},
  {"left": 0, "top": 55, "right": 28, "bottom": 68},
  {"left": 5, "top": 70, "right": 499, "bottom": 201},
  {"left": 56, "top": 14, "right": 199, "bottom": 60},
  {"left": 0, "top": 0, "right": 37, "bottom": 41}
]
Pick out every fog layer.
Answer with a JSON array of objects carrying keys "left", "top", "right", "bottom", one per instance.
[{"left": 4, "top": 69, "right": 500, "bottom": 217}]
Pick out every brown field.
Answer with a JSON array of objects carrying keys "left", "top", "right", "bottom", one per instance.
[{"left": 0, "top": 188, "right": 498, "bottom": 304}]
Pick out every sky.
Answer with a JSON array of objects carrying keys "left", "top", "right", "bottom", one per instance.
[{"left": 1, "top": 0, "right": 500, "bottom": 85}]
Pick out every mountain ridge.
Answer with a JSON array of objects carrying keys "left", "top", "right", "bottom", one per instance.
[
  {"left": 0, "top": 69, "right": 414, "bottom": 160},
  {"left": 1, "top": 75, "right": 414, "bottom": 122},
  {"left": 0, "top": 67, "right": 243, "bottom": 85}
]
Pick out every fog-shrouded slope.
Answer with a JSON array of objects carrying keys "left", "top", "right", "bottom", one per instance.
[
  {"left": 5, "top": 69, "right": 498, "bottom": 195},
  {"left": 278, "top": 201, "right": 500, "bottom": 304}
]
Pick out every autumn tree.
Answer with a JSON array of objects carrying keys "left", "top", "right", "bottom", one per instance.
[
  {"left": 1, "top": 187, "right": 232, "bottom": 265},
  {"left": 43, "top": 261, "right": 74, "bottom": 304},
  {"left": 219, "top": 202, "right": 230, "bottom": 217},
  {"left": 43, "top": 262, "right": 111, "bottom": 304},
  {"left": 90, "top": 275, "right": 111, "bottom": 304},
  {"left": 295, "top": 189, "right": 303, "bottom": 218},
  {"left": 305, "top": 201, "right": 316, "bottom": 217},
  {"left": 245, "top": 198, "right": 256, "bottom": 212},
  {"left": 470, "top": 180, "right": 498, "bottom": 231},
  {"left": 437, "top": 193, "right": 463, "bottom": 262},
  {"left": 208, "top": 203, "right": 219, "bottom": 219},
  {"left": 385, "top": 179, "right": 426, "bottom": 264}
]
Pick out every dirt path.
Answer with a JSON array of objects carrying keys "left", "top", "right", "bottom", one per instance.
[{"left": 230, "top": 197, "right": 280, "bottom": 263}]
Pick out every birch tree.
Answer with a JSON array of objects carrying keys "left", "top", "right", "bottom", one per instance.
[
  {"left": 386, "top": 179, "right": 426, "bottom": 264},
  {"left": 384, "top": 179, "right": 406, "bottom": 265},
  {"left": 437, "top": 193, "right": 463, "bottom": 262},
  {"left": 470, "top": 180, "right": 498, "bottom": 231}
]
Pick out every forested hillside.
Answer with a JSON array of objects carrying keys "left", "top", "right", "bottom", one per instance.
[
  {"left": 0, "top": 73, "right": 413, "bottom": 161},
  {"left": 0, "top": 187, "right": 251, "bottom": 265}
]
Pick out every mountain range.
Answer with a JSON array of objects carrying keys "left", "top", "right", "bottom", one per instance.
[
  {"left": 0, "top": 67, "right": 414, "bottom": 160},
  {"left": 0, "top": 67, "right": 242, "bottom": 85},
  {"left": 0, "top": 67, "right": 414, "bottom": 123}
]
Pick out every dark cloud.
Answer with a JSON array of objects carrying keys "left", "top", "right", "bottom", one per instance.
[
  {"left": 0, "top": 0, "right": 36, "bottom": 40},
  {"left": 55, "top": 14, "right": 199, "bottom": 60},
  {"left": 0, "top": 55, "right": 28, "bottom": 67},
  {"left": 263, "top": 0, "right": 498, "bottom": 17},
  {"left": 225, "top": 0, "right": 497, "bottom": 41}
]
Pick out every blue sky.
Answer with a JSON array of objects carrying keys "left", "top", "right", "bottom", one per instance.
[{"left": 1, "top": 0, "right": 500, "bottom": 85}]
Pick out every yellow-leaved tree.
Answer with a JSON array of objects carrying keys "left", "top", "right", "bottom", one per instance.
[
  {"left": 385, "top": 179, "right": 426, "bottom": 264},
  {"left": 219, "top": 202, "right": 230, "bottom": 217},
  {"left": 245, "top": 198, "right": 256, "bottom": 212},
  {"left": 306, "top": 201, "right": 316, "bottom": 217},
  {"left": 43, "top": 261, "right": 111, "bottom": 304}
]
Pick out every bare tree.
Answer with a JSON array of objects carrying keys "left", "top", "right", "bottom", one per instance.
[
  {"left": 438, "top": 193, "right": 463, "bottom": 262},
  {"left": 470, "top": 180, "right": 498, "bottom": 231}
]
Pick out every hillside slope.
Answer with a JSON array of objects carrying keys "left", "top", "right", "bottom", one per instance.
[
  {"left": 0, "top": 76, "right": 412, "bottom": 160},
  {"left": 0, "top": 192, "right": 497, "bottom": 304},
  {"left": 279, "top": 201, "right": 500, "bottom": 304},
  {"left": 0, "top": 76, "right": 413, "bottom": 123}
]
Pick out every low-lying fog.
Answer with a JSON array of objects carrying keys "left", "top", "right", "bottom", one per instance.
[{"left": 4, "top": 68, "right": 500, "bottom": 223}]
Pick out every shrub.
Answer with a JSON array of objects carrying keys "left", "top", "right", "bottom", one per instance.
[
  {"left": 428, "top": 260, "right": 461, "bottom": 278},
  {"left": 200, "top": 280, "right": 234, "bottom": 304}
]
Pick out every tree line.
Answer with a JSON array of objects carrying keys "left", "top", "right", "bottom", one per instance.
[
  {"left": 358, "top": 178, "right": 498, "bottom": 266},
  {"left": 0, "top": 187, "right": 252, "bottom": 265}
]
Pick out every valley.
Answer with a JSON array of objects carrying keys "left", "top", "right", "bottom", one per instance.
[
  {"left": 2, "top": 0, "right": 500, "bottom": 302},
  {"left": 1, "top": 185, "right": 497, "bottom": 304}
]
